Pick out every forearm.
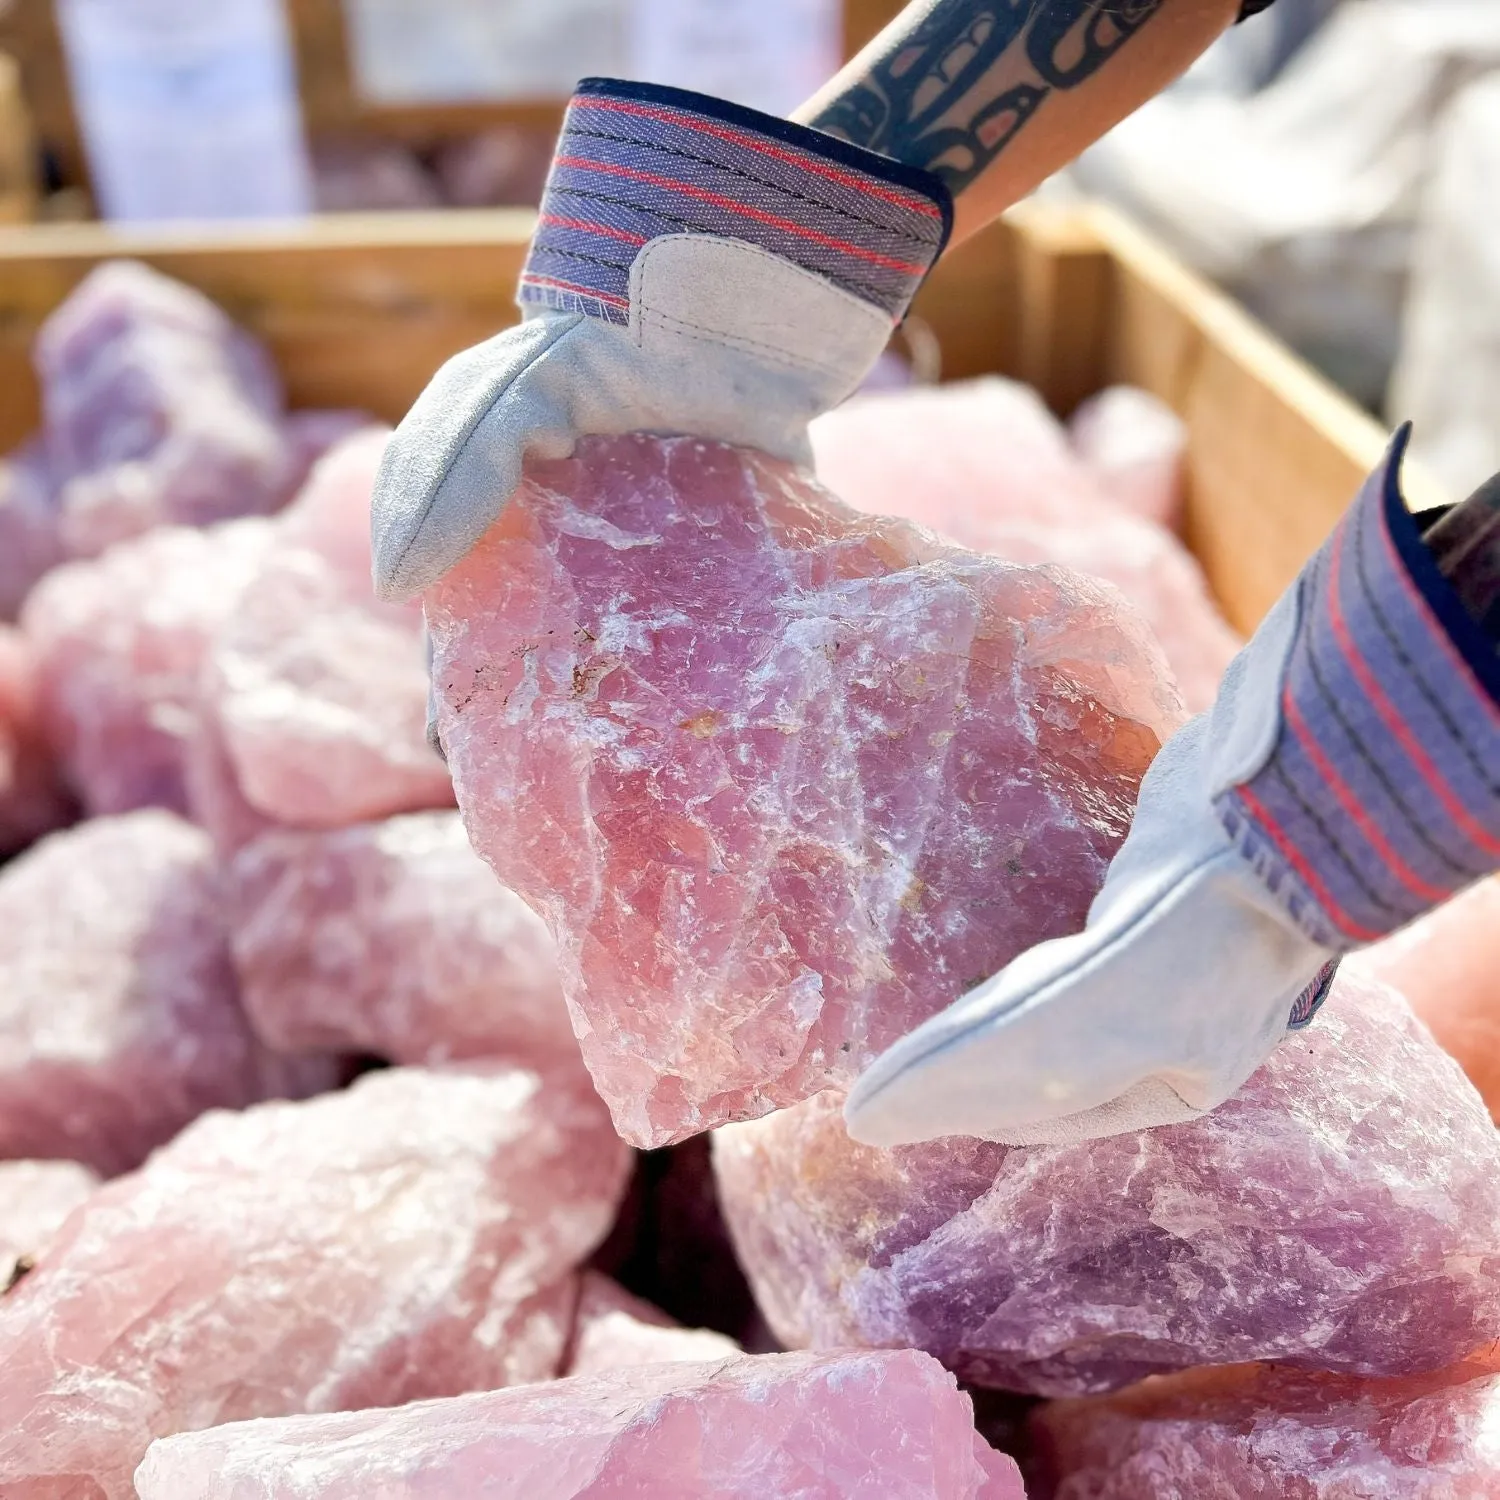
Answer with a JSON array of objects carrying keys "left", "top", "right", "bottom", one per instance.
[{"left": 793, "top": 0, "right": 1240, "bottom": 244}]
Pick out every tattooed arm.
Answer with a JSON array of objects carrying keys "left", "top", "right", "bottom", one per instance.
[{"left": 794, "top": 0, "right": 1241, "bottom": 242}]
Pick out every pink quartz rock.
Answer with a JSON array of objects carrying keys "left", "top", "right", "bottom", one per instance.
[
  {"left": 134, "top": 1348, "right": 1027, "bottom": 1500},
  {"left": 0, "top": 809, "right": 335, "bottom": 1175},
  {"left": 1068, "top": 385, "right": 1188, "bottom": 531},
  {"left": 0, "top": 1159, "right": 98, "bottom": 1290},
  {"left": 1029, "top": 1359, "right": 1500, "bottom": 1498},
  {"left": 278, "top": 407, "right": 377, "bottom": 498},
  {"left": 713, "top": 973, "right": 1500, "bottom": 1398},
  {"left": 311, "top": 137, "right": 444, "bottom": 212},
  {"left": 227, "top": 809, "right": 576, "bottom": 1066},
  {"left": 0, "top": 624, "right": 72, "bottom": 854},
  {"left": 565, "top": 1271, "right": 741, "bottom": 1377},
  {"left": 1354, "top": 877, "right": 1500, "bottom": 1123},
  {"left": 432, "top": 126, "right": 553, "bottom": 207},
  {"left": 0, "top": 1062, "right": 631, "bottom": 1500},
  {"left": 427, "top": 433, "right": 1180, "bottom": 1149},
  {"left": 36, "top": 261, "right": 294, "bottom": 557},
  {"left": 810, "top": 378, "right": 1238, "bottom": 713},
  {"left": 207, "top": 426, "right": 453, "bottom": 828},
  {"left": 22, "top": 518, "right": 272, "bottom": 816},
  {"left": 0, "top": 440, "right": 64, "bottom": 621}
]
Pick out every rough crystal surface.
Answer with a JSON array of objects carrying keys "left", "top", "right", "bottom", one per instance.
[
  {"left": 1067, "top": 385, "right": 1188, "bottom": 531},
  {"left": 0, "top": 1159, "right": 98, "bottom": 1290},
  {"left": 0, "top": 624, "right": 72, "bottom": 855},
  {"left": 134, "top": 1349, "right": 1025, "bottom": 1500},
  {"left": 427, "top": 433, "right": 1179, "bottom": 1148},
  {"left": 37, "top": 261, "right": 293, "bottom": 557},
  {"left": 565, "top": 1271, "right": 741, "bottom": 1376},
  {"left": 227, "top": 809, "right": 576, "bottom": 1065},
  {"left": 0, "top": 809, "right": 334, "bottom": 1175},
  {"left": 1030, "top": 1359, "right": 1500, "bottom": 1499},
  {"left": 0, "top": 440, "right": 64, "bottom": 621},
  {"left": 208, "top": 426, "right": 453, "bottom": 828},
  {"left": 713, "top": 973, "right": 1500, "bottom": 1397},
  {"left": 0, "top": 1063, "right": 631, "bottom": 1500},
  {"left": 810, "top": 378, "right": 1237, "bottom": 712},
  {"left": 23, "top": 518, "right": 272, "bottom": 816}
]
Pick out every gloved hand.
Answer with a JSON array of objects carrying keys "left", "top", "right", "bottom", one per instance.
[
  {"left": 846, "top": 426, "right": 1500, "bottom": 1147},
  {"left": 371, "top": 77, "right": 950, "bottom": 602}
]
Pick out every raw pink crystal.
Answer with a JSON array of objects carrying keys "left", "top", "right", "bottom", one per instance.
[
  {"left": 1029, "top": 1359, "right": 1500, "bottom": 1498},
  {"left": 1354, "top": 878, "right": 1500, "bottom": 1122},
  {"left": 1067, "top": 385, "right": 1188, "bottom": 531},
  {"left": 134, "top": 1349, "right": 1027, "bottom": 1500},
  {"left": 207, "top": 426, "right": 453, "bottom": 827},
  {"left": 713, "top": 973, "right": 1500, "bottom": 1397},
  {"left": 227, "top": 809, "right": 576, "bottom": 1065},
  {"left": 278, "top": 407, "right": 377, "bottom": 498},
  {"left": 36, "top": 261, "right": 294, "bottom": 557},
  {"left": 0, "top": 1063, "right": 631, "bottom": 1499},
  {"left": 0, "top": 809, "right": 334, "bottom": 1175},
  {"left": 0, "top": 1159, "right": 98, "bottom": 1290},
  {"left": 0, "top": 440, "right": 64, "bottom": 620},
  {"left": 432, "top": 126, "right": 553, "bottom": 207},
  {"left": 426, "top": 433, "right": 1180, "bottom": 1149},
  {"left": 565, "top": 1271, "right": 740, "bottom": 1376},
  {"left": 809, "top": 378, "right": 1238, "bottom": 712},
  {"left": 0, "top": 624, "right": 72, "bottom": 854},
  {"left": 22, "top": 518, "right": 272, "bottom": 816}
]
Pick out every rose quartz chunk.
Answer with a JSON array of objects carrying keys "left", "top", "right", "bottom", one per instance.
[
  {"left": 427, "top": 433, "right": 1180, "bottom": 1148},
  {"left": 810, "top": 378, "right": 1238, "bottom": 712},
  {"left": 0, "top": 809, "right": 334, "bottom": 1175},
  {"left": 1030, "top": 1359, "right": 1500, "bottom": 1498},
  {"left": 0, "top": 1159, "right": 98, "bottom": 1289},
  {"left": 565, "top": 1272, "right": 741, "bottom": 1377},
  {"left": 1068, "top": 385, "right": 1188, "bottom": 531},
  {"left": 0, "top": 441, "right": 64, "bottom": 621},
  {"left": 36, "top": 261, "right": 294, "bottom": 557},
  {"left": 0, "top": 625, "right": 72, "bottom": 854},
  {"left": 1354, "top": 877, "right": 1500, "bottom": 1122},
  {"left": 22, "top": 518, "right": 271, "bottom": 816},
  {"left": 227, "top": 810, "right": 576, "bottom": 1065},
  {"left": 0, "top": 1063, "right": 631, "bottom": 1500},
  {"left": 134, "top": 1349, "right": 1026, "bottom": 1500},
  {"left": 713, "top": 973, "right": 1500, "bottom": 1397},
  {"left": 207, "top": 426, "right": 453, "bottom": 829}
]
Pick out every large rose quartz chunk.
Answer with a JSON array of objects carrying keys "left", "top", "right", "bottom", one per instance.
[
  {"left": 227, "top": 810, "right": 576, "bottom": 1065},
  {"left": 714, "top": 973, "right": 1500, "bottom": 1397},
  {"left": 0, "top": 809, "right": 334, "bottom": 1175},
  {"left": 810, "top": 378, "right": 1239, "bottom": 712},
  {"left": 1067, "top": 385, "right": 1188, "bottom": 531},
  {"left": 206, "top": 426, "right": 453, "bottom": 828},
  {"left": 0, "top": 1159, "right": 98, "bottom": 1290},
  {"left": 36, "top": 261, "right": 294, "bottom": 557},
  {"left": 1029, "top": 1359, "right": 1500, "bottom": 1498},
  {"left": 0, "top": 1063, "right": 631, "bottom": 1500},
  {"left": 1354, "top": 877, "right": 1500, "bottom": 1122},
  {"left": 23, "top": 519, "right": 271, "bottom": 816},
  {"left": 134, "top": 1349, "right": 1027, "bottom": 1500},
  {"left": 0, "top": 441, "right": 64, "bottom": 621},
  {"left": 565, "top": 1271, "right": 741, "bottom": 1377},
  {"left": 426, "top": 433, "right": 1180, "bottom": 1149},
  {"left": 0, "top": 625, "right": 72, "bottom": 854}
]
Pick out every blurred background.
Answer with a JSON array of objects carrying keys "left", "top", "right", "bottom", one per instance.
[{"left": 0, "top": 0, "right": 1493, "bottom": 499}]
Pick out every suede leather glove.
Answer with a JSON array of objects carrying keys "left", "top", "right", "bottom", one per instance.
[
  {"left": 846, "top": 427, "right": 1500, "bottom": 1148},
  {"left": 371, "top": 78, "right": 950, "bottom": 602}
]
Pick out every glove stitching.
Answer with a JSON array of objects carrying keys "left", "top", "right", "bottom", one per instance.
[
  {"left": 529, "top": 242, "right": 634, "bottom": 275},
  {"left": 634, "top": 303, "right": 861, "bottom": 380}
]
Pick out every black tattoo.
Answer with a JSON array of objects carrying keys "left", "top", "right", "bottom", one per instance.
[{"left": 811, "top": 0, "right": 1165, "bottom": 194}]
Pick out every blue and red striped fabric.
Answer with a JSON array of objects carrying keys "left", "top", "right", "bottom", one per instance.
[
  {"left": 1216, "top": 426, "right": 1500, "bottom": 954},
  {"left": 519, "top": 79, "right": 951, "bottom": 327}
]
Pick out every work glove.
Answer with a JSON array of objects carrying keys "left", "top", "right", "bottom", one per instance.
[
  {"left": 371, "top": 77, "right": 950, "bottom": 602},
  {"left": 846, "top": 426, "right": 1500, "bottom": 1148}
]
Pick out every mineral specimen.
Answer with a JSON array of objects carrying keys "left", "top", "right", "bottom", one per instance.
[
  {"left": 1067, "top": 385, "right": 1188, "bottom": 531},
  {"left": 426, "top": 433, "right": 1180, "bottom": 1149},
  {"left": 809, "top": 378, "right": 1238, "bottom": 712},
  {"left": 0, "top": 1159, "right": 98, "bottom": 1291},
  {"left": 23, "top": 518, "right": 272, "bottom": 816},
  {"left": 36, "top": 261, "right": 293, "bottom": 557},
  {"left": 227, "top": 810, "right": 576, "bottom": 1066},
  {"left": 565, "top": 1272, "right": 741, "bottom": 1377},
  {"left": 134, "top": 1349, "right": 1027, "bottom": 1500},
  {"left": 1354, "top": 878, "right": 1500, "bottom": 1121},
  {"left": 0, "top": 809, "right": 334, "bottom": 1175},
  {"left": 1029, "top": 1359, "right": 1500, "bottom": 1498},
  {"left": 713, "top": 973, "right": 1500, "bottom": 1397},
  {"left": 208, "top": 426, "right": 453, "bottom": 827},
  {"left": 0, "top": 624, "right": 72, "bottom": 854},
  {"left": 0, "top": 440, "right": 64, "bottom": 621},
  {"left": 0, "top": 1063, "right": 631, "bottom": 1499}
]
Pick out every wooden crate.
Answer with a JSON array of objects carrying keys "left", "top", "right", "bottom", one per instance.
[{"left": 0, "top": 199, "right": 1431, "bottom": 635}]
